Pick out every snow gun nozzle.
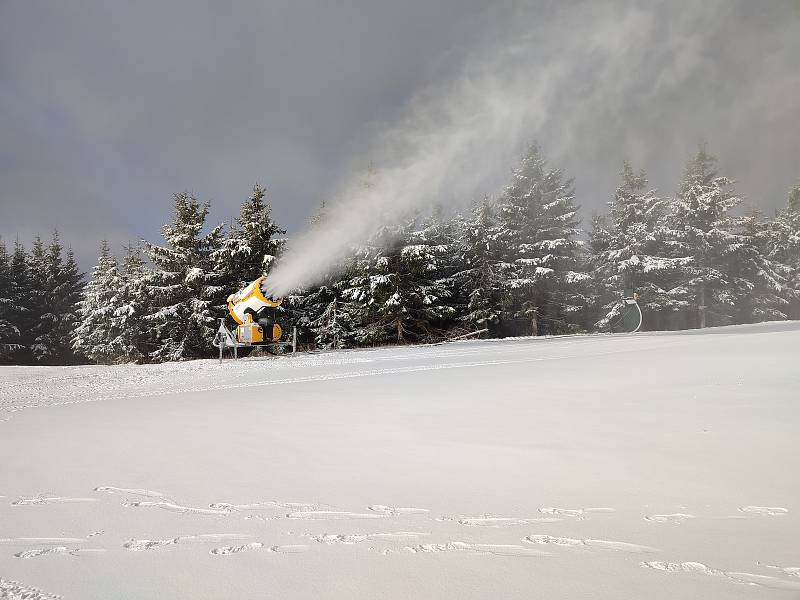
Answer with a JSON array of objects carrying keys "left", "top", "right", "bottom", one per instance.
[{"left": 259, "top": 278, "right": 282, "bottom": 303}]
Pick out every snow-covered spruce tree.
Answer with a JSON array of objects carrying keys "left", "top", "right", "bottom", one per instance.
[
  {"left": 732, "top": 209, "right": 787, "bottom": 322},
  {"left": 8, "top": 240, "right": 31, "bottom": 362},
  {"left": 667, "top": 148, "right": 778, "bottom": 328},
  {"left": 496, "top": 144, "right": 589, "bottom": 336},
  {"left": 768, "top": 184, "right": 800, "bottom": 318},
  {"left": 409, "top": 205, "right": 463, "bottom": 333},
  {"left": 456, "top": 198, "right": 507, "bottom": 332},
  {"left": 25, "top": 232, "right": 84, "bottom": 364},
  {"left": 144, "top": 192, "right": 224, "bottom": 361},
  {"left": 111, "top": 244, "right": 150, "bottom": 363},
  {"left": 25, "top": 236, "right": 50, "bottom": 361},
  {"left": 586, "top": 211, "right": 612, "bottom": 315},
  {"left": 49, "top": 246, "right": 84, "bottom": 364},
  {"left": 302, "top": 285, "right": 357, "bottom": 349},
  {"left": 213, "top": 183, "right": 286, "bottom": 292},
  {"left": 343, "top": 212, "right": 457, "bottom": 345},
  {"left": 0, "top": 238, "right": 22, "bottom": 362},
  {"left": 338, "top": 242, "right": 379, "bottom": 344},
  {"left": 73, "top": 241, "right": 123, "bottom": 364},
  {"left": 590, "top": 162, "right": 686, "bottom": 331}
]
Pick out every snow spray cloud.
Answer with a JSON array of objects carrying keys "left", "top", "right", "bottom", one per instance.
[{"left": 265, "top": 0, "right": 781, "bottom": 297}]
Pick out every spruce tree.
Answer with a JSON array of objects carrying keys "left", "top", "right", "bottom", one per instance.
[
  {"left": 25, "top": 232, "right": 85, "bottom": 364},
  {"left": 733, "top": 210, "right": 786, "bottom": 323},
  {"left": 8, "top": 241, "right": 31, "bottom": 362},
  {"left": 112, "top": 244, "right": 150, "bottom": 362},
  {"left": 668, "top": 148, "right": 776, "bottom": 328},
  {"left": 73, "top": 241, "right": 122, "bottom": 364},
  {"left": 304, "top": 289, "right": 356, "bottom": 349},
  {"left": 768, "top": 185, "right": 800, "bottom": 318},
  {"left": 214, "top": 183, "right": 286, "bottom": 291},
  {"left": 343, "top": 213, "right": 456, "bottom": 344},
  {"left": 409, "top": 206, "right": 462, "bottom": 333},
  {"left": 50, "top": 246, "right": 85, "bottom": 363},
  {"left": 145, "top": 192, "right": 224, "bottom": 361},
  {"left": 590, "top": 163, "right": 684, "bottom": 330},
  {"left": 496, "top": 144, "right": 588, "bottom": 335},
  {"left": 0, "top": 239, "right": 22, "bottom": 361},
  {"left": 457, "top": 198, "right": 510, "bottom": 332},
  {"left": 586, "top": 212, "right": 611, "bottom": 318},
  {"left": 27, "top": 235, "right": 52, "bottom": 361}
]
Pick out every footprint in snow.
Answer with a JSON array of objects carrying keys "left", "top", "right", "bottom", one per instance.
[
  {"left": 94, "top": 486, "right": 166, "bottom": 498},
  {"left": 210, "top": 544, "right": 308, "bottom": 556},
  {"left": 642, "top": 560, "right": 800, "bottom": 592},
  {"left": 368, "top": 505, "right": 429, "bottom": 516},
  {"left": 437, "top": 515, "right": 562, "bottom": 527},
  {"left": 244, "top": 514, "right": 283, "bottom": 522},
  {"left": 404, "top": 542, "right": 549, "bottom": 557},
  {"left": 644, "top": 513, "right": 696, "bottom": 524},
  {"left": 209, "top": 542, "right": 265, "bottom": 555},
  {"left": 524, "top": 535, "right": 657, "bottom": 553},
  {"left": 124, "top": 533, "right": 254, "bottom": 551},
  {"left": 210, "top": 500, "right": 322, "bottom": 513},
  {"left": 738, "top": 505, "right": 788, "bottom": 516},
  {"left": 12, "top": 495, "right": 98, "bottom": 505},
  {"left": 124, "top": 538, "right": 179, "bottom": 552},
  {"left": 762, "top": 564, "right": 800, "bottom": 578},
  {"left": 122, "top": 499, "right": 230, "bottom": 515},
  {"left": 538, "top": 507, "right": 615, "bottom": 519},
  {"left": 311, "top": 532, "right": 429, "bottom": 545},
  {"left": 286, "top": 510, "right": 384, "bottom": 520},
  {"left": 15, "top": 547, "right": 105, "bottom": 559}
]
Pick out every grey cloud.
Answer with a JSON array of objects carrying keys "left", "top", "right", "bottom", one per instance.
[{"left": 0, "top": 0, "right": 798, "bottom": 271}]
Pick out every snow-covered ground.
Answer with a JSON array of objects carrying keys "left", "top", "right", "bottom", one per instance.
[{"left": 1, "top": 322, "right": 799, "bottom": 599}]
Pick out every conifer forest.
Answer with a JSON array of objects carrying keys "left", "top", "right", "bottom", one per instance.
[{"left": 2, "top": 145, "right": 798, "bottom": 365}]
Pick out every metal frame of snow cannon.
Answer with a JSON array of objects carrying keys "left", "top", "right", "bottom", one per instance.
[
  {"left": 212, "top": 276, "right": 297, "bottom": 362},
  {"left": 213, "top": 318, "right": 296, "bottom": 362}
]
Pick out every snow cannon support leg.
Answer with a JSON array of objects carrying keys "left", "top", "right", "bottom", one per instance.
[{"left": 213, "top": 318, "right": 240, "bottom": 363}]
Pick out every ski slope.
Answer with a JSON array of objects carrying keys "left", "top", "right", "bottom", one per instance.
[{"left": 1, "top": 323, "right": 799, "bottom": 599}]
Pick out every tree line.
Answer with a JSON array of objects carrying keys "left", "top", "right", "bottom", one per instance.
[
  {"left": 1, "top": 145, "right": 798, "bottom": 365},
  {"left": 0, "top": 232, "right": 84, "bottom": 364}
]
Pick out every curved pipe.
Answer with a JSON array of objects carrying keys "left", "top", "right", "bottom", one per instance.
[{"left": 631, "top": 299, "right": 643, "bottom": 333}]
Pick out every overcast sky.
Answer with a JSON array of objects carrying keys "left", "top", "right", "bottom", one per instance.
[{"left": 1, "top": 0, "right": 799, "bottom": 269}]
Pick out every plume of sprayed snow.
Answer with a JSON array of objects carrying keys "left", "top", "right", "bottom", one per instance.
[{"left": 265, "top": 0, "right": 747, "bottom": 297}]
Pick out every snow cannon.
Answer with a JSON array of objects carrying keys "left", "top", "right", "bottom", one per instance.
[
  {"left": 214, "top": 277, "right": 296, "bottom": 359},
  {"left": 227, "top": 276, "right": 284, "bottom": 344}
]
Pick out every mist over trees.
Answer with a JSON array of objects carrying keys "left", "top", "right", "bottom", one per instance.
[{"left": 1, "top": 145, "right": 798, "bottom": 365}]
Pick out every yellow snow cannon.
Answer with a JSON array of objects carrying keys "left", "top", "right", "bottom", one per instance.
[
  {"left": 214, "top": 276, "right": 296, "bottom": 360},
  {"left": 227, "top": 276, "right": 284, "bottom": 344}
]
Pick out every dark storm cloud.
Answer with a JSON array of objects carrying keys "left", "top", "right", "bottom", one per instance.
[{"left": 0, "top": 1, "right": 798, "bottom": 269}]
